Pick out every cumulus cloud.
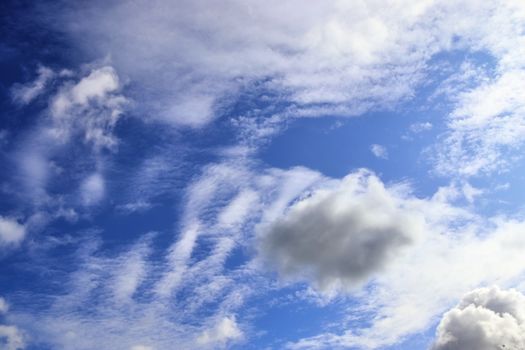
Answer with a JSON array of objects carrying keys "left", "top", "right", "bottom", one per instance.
[
  {"left": 262, "top": 170, "right": 424, "bottom": 291},
  {"left": 0, "top": 217, "right": 26, "bottom": 247},
  {"left": 370, "top": 144, "right": 388, "bottom": 159},
  {"left": 196, "top": 316, "right": 243, "bottom": 347},
  {"left": 432, "top": 286, "right": 525, "bottom": 350}
]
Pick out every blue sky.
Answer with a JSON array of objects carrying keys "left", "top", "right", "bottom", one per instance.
[{"left": 2, "top": 1, "right": 525, "bottom": 349}]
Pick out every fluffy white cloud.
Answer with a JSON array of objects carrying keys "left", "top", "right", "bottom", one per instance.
[
  {"left": 432, "top": 286, "right": 525, "bottom": 350},
  {"left": 262, "top": 170, "right": 424, "bottom": 291},
  {"left": 0, "top": 217, "right": 26, "bottom": 247},
  {"left": 49, "top": 66, "right": 127, "bottom": 150},
  {"left": 370, "top": 144, "right": 388, "bottom": 159},
  {"left": 196, "top": 316, "right": 243, "bottom": 347}
]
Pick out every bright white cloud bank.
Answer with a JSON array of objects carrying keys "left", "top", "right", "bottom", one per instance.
[
  {"left": 56, "top": 1, "right": 514, "bottom": 126},
  {"left": 52, "top": 0, "right": 525, "bottom": 177},
  {"left": 433, "top": 286, "right": 525, "bottom": 350}
]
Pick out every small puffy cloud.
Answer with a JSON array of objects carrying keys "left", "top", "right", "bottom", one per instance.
[
  {"left": 80, "top": 173, "right": 105, "bottom": 206},
  {"left": 432, "top": 286, "right": 525, "bottom": 350},
  {"left": 262, "top": 170, "right": 424, "bottom": 291},
  {"left": 197, "top": 316, "right": 243, "bottom": 347},
  {"left": 0, "top": 325, "right": 24, "bottom": 350},
  {"left": 370, "top": 144, "right": 388, "bottom": 159},
  {"left": 0, "top": 217, "right": 26, "bottom": 247}
]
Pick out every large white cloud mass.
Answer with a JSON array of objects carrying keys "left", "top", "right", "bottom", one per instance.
[
  {"left": 51, "top": 0, "right": 521, "bottom": 128},
  {"left": 432, "top": 286, "right": 525, "bottom": 350},
  {"left": 262, "top": 170, "right": 425, "bottom": 291}
]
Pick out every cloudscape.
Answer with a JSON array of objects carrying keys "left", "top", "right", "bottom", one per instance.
[{"left": 1, "top": 1, "right": 525, "bottom": 349}]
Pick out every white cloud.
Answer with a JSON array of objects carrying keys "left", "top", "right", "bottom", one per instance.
[
  {"left": 217, "top": 190, "right": 258, "bottom": 228},
  {"left": 196, "top": 316, "right": 243, "bottom": 347},
  {"left": 11, "top": 66, "right": 54, "bottom": 104},
  {"left": 51, "top": 0, "right": 464, "bottom": 127},
  {"left": 435, "top": 70, "right": 525, "bottom": 176},
  {"left": 10, "top": 65, "right": 128, "bottom": 219},
  {"left": 409, "top": 122, "right": 432, "bottom": 133},
  {"left": 130, "top": 346, "right": 154, "bottom": 350},
  {"left": 289, "top": 213, "right": 525, "bottom": 349},
  {"left": 370, "top": 144, "right": 388, "bottom": 159},
  {"left": 262, "top": 170, "right": 423, "bottom": 291},
  {"left": 111, "top": 240, "right": 150, "bottom": 303},
  {"left": 49, "top": 66, "right": 127, "bottom": 150},
  {"left": 80, "top": 173, "right": 105, "bottom": 206},
  {"left": 432, "top": 286, "right": 525, "bottom": 350},
  {"left": 0, "top": 217, "right": 26, "bottom": 247},
  {"left": 0, "top": 325, "right": 24, "bottom": 350},
  {"left": 461, "top": 182, "right": 483, "bottom": 204},
  {"left": 0, "top": 298, "right": 9, "bottom": 314}
]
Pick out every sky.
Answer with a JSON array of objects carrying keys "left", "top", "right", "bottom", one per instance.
[{"left": 1, "top": 1, "right": 525, "bottom": 349}]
